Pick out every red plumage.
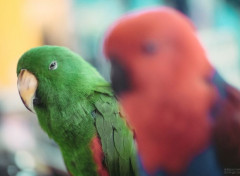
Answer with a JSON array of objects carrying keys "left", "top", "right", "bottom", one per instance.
[
  {"left": 103, "top": 7, "right": 240, "bottom": 174},
  {"left": 90, "top": 136, "right": 109, "bottom": 176}
]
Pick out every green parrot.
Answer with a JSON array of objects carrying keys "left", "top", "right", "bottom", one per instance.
[{"left": 16, "top": 46, "right": 138, "bottom": 176}]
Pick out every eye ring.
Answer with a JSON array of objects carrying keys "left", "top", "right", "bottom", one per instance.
[{"left": 49, "top": 61, "right": 57, "bottom": 70}]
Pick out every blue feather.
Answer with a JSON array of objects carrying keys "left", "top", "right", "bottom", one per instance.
[
  {"left": 138, "top": 146, "right": 222, "bottom": 176},
  {"left": 210, "top": 71, "right": 227, "bottom": 120},
  {"left": 184, "top": 146, "right": 222, "bottom": 176}
]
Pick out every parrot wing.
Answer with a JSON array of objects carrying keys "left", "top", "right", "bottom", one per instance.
[
  {"left": 94, "top": 83, "right": 114, "bottom": 96},
  {"left": 92, "top": 84, "right": 138, "bottom": 176},
  {"left": 213, "top": 73, "right": 240, "bottom": 168}
]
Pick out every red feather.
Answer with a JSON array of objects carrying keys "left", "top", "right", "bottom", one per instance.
[{"left": 90, "top": 136, "right": 109, "bottom": 176}]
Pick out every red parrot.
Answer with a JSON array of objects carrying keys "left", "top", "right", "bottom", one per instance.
[{"left": 103, "top": 7, "right": 240, "bottom": 176}]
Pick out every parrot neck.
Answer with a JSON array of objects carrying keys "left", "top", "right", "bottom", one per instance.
[{"left": 34, "top": 95, "right": 99, "bottom": 175}]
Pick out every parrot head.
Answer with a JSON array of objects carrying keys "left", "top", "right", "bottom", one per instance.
[
  {"left": 103, "top": 7, "right": 212, "bottom": 97},
  {"left": 17, "top": 45, "right": 101, "bottom": 114}
]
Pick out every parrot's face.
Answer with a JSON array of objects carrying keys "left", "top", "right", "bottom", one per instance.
[
  {"left": 17, "top": 46, "right": 80, "bottom": 113},
  {"left": 104, "top": 8, "right": 211, "bottom": 97}
]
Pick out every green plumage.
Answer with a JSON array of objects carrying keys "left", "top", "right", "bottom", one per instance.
[{"left": 17, "top": 46, "right": 138, "bottom": 176}]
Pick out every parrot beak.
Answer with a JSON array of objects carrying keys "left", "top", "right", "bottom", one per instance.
[
  {"left": 17, "top": 69, "right": 38, "bottom": 113},
  {"left": 110, "top": 59, "right": 131, "bottom": 97}
]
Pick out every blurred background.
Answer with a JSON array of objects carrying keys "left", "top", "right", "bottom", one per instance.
[{"left": 0, "top": 0, "right": 240, "bottom": 175}]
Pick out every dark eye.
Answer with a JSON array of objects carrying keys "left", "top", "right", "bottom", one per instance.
[
  {"left": 49, "top": 61, "right": 57, "bottom": 70},
  {"left": 142, "top": 42, "right": 157, "bottom": 55}
]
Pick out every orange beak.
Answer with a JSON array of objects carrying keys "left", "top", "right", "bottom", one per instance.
[{"left": 17, "top": 69, "right": 38, "bottom": 113}]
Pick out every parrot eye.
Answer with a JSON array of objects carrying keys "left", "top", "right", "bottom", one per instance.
[
  {"left": 49, "top": 61, "right": 58, "bottom": 70},
  {"left": 142, "top": 42, "right": 157, "bottom": 55}
]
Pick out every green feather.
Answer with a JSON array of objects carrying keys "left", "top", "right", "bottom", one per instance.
[
  {"left": 17, "top": 46, "right": 138, "bottom": 176},
  {"left": 94, "top": 92, "right": 138, "bottom": 176}
]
